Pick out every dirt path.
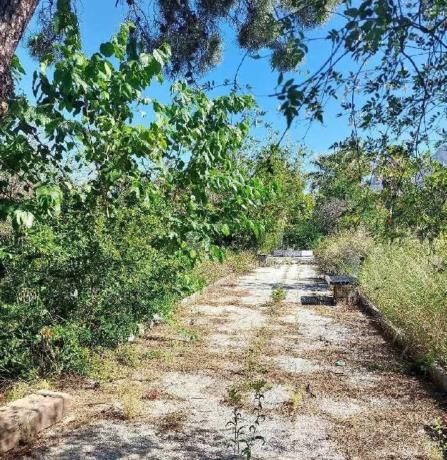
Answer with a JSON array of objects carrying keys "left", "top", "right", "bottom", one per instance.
[{"left": 23, "top": 259, "right": 446, "bottom": 459}]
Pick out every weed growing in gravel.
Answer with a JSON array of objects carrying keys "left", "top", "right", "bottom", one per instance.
[
  {"left": 244, "top": 328, "right": 272, "bottom": 377},
  {"left": 226, "top": 380, "right": 268, "bottom": 459},
  {"left": 285, "top": 384, "right": 305, "bottom": 417},
  {"left": 176, "top": 326, "right": 199, "bottom": 342},
  {"left": 271, "top": 285, "right": 286, "bottom": 304},
  {"left": 116, "top": 383, "right": 144, "bottom": 419},
  {"left": 227, "top": 393, "right": 245, "bottom": 454}
]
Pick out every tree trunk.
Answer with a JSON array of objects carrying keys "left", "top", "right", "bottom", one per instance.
[{"left": 0, "top": 0, "right": 39, "bottom": 117}]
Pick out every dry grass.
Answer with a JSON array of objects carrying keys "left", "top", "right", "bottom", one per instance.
[
  {"left": 191, "top": 251, "right": 258, "bottom": 288},
  {"left": 3, "top": 379, "right": 54, "bottom": 403},
  {"left": 361, "top": 238, "right": 447, "bottom": 366},
  {"left": 156, "top": 410, "right": 188, "bottom": 433}
]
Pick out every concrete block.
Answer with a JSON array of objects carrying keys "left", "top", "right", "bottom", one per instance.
[
  {"left": 0, "top": 390, "right": 71, "bottom": 453},
  {"left": 301, "top": 295, "right": 335, "bottom": 306}
]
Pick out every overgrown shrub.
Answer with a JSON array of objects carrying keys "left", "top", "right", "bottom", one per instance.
[
  {"left": 314, "top": 226, "right": 374, "bottom": 276},
  {"left": 0, "top": 198, "right": 258, "bottom": 380},
  {"left": 0, "top": 201, "right": 187, "bottom": 379},
  {"left": 361, "top": 237, "right": 447, "bottom": 365}
]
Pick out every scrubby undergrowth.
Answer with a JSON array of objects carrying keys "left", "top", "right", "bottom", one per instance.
[
  {"left": 0, "top": 242, "right": 257, "bottom": 384},
  {"left": 361, "top": 238, "right": 447, "bottom": 366},
  {"left": 314, "top": 227, "right": 374, "bottom": 277}
]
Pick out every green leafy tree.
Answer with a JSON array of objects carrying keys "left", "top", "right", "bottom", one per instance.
[
  {"left": 276, "top": 0, "right": 447, "bottom": 152},
  {"left": 0, "top": 21, "right": 271, "bottom": 379},
  {"left": 1, "top": 21, "right": 263, "bottom": 250},
  {"left": 232, "top": 141, "right": 317, "bottom": 251},
  {"left": 311, "top": 142, "right": 447, "bottom": 240}
]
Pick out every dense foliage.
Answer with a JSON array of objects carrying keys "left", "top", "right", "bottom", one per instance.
[
  {"left": 237, "top": 143, "right": 320, "bottom": 251},
  {"left": 312, "top": 141, "right": 447, "bottom": 368},
  {"left": 314, "top": 226, "right": 373, "bottom": 276},
  {"left": 311, "top": 143, "right": 447, "bottom": 240},
  {"left": 0, "top": 23, "right": 312, "bottom": 381}
]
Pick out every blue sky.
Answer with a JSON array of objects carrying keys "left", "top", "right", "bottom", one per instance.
[{"left": 15, "top": 1, "right": 354, "bottom": 167}]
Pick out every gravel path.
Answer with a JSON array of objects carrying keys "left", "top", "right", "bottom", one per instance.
[{"left": 22, "top": 259, "right": 446, "bottom": 459}]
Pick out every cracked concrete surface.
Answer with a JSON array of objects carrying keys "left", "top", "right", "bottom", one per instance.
[{"left": 18, "top": 259, "right": 446, "bottom": 460}]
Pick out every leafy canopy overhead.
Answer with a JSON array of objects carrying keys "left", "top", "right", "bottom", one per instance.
[
  {"left": 31, "top": 0, "right": 336, "bottom": 75},
  {"left": 29, "top": 0, "right": 447, "bottom": 154},
  {"left": 2, "top": 21, "right": 274, "bottom": 260},
  {"left": 275, "top": 0, "right": 447, "bottom": 151}
]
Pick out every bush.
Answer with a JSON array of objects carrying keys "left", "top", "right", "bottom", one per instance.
[
  {"left": 283, "top": 219, "right": 323, "bottom": 249},
  {"left": 0, "top": 201, "right": 258, "bottom": 380},
  {"left": 361, "top": 237, "right": 447, "bottom": 365},
  {"left": 0, "top": 203, "right": 188, "bottom": 379},
  {"left": 314, "top": 226, "right": 374, "bottom": 276}
]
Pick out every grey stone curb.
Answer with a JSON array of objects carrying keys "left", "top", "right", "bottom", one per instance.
[{"left": 357, "top": 293, "right": 447, "bottom": 393}]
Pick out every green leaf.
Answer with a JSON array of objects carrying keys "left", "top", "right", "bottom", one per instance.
[
  {"left": 36, "top": 185, "right": 63, "bottom": 215},
  {"left": 100, "top": 42, "right": 114, "bottom": 57},
  {"left": 277, "top": 72, "right": 284, "bottom": 85},
  {"left": 221, "top": 223, "right": 230, "bottom": 236}
]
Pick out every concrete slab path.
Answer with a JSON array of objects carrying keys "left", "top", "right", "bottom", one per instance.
[{"left": 17, "top": 260, "right": 446, "bottom": 460}]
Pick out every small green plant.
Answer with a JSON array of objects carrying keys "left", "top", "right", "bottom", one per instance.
[
  {"left": 116, "top": 383, "right": 144, "bottom": 419},
  {"left": 227, "top": 403, "right": 246, "bottom": 455},
  {"left": 176, "top": 326, "right": 199, "bottom": 342},
  {"left": 115, "top": 345, "right": 140, "bottom": 368},
  {"left": 286, "top": 384, "right": 305, "bottom": 417},
  {"left": 240, "top": 381, "right": 267, "bottom": 459},
  {"left": 87, "top": 350, "right": 125, "bottom": 382},
  {"left": 226, "top": 380, "right": 267, "bottom": 459},
  {"left": 227, "top": 386, "right": 243, "bottom": 406},
  {"left": 271, "top": 285, "right": 286, "bottom": 304}
]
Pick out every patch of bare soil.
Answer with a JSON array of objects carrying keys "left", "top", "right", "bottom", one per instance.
[{"left": 9, "top": 262, "right": 447, "bottom": 460}]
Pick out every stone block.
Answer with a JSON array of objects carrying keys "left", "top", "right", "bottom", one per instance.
[{"left": 0, "top": 390, "right": 71, "bottom": 453}]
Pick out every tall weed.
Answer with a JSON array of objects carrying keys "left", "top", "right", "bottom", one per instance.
[
  {"left": 314, "top": 226, "right": 374, "bottom": 276},
  {"left": 361, "top": 237, "right": 447, "bottom": 364}
]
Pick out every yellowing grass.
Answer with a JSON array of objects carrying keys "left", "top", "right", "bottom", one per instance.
[{"left": 361, "top": 238, "right": 447, "bottom": 365}]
